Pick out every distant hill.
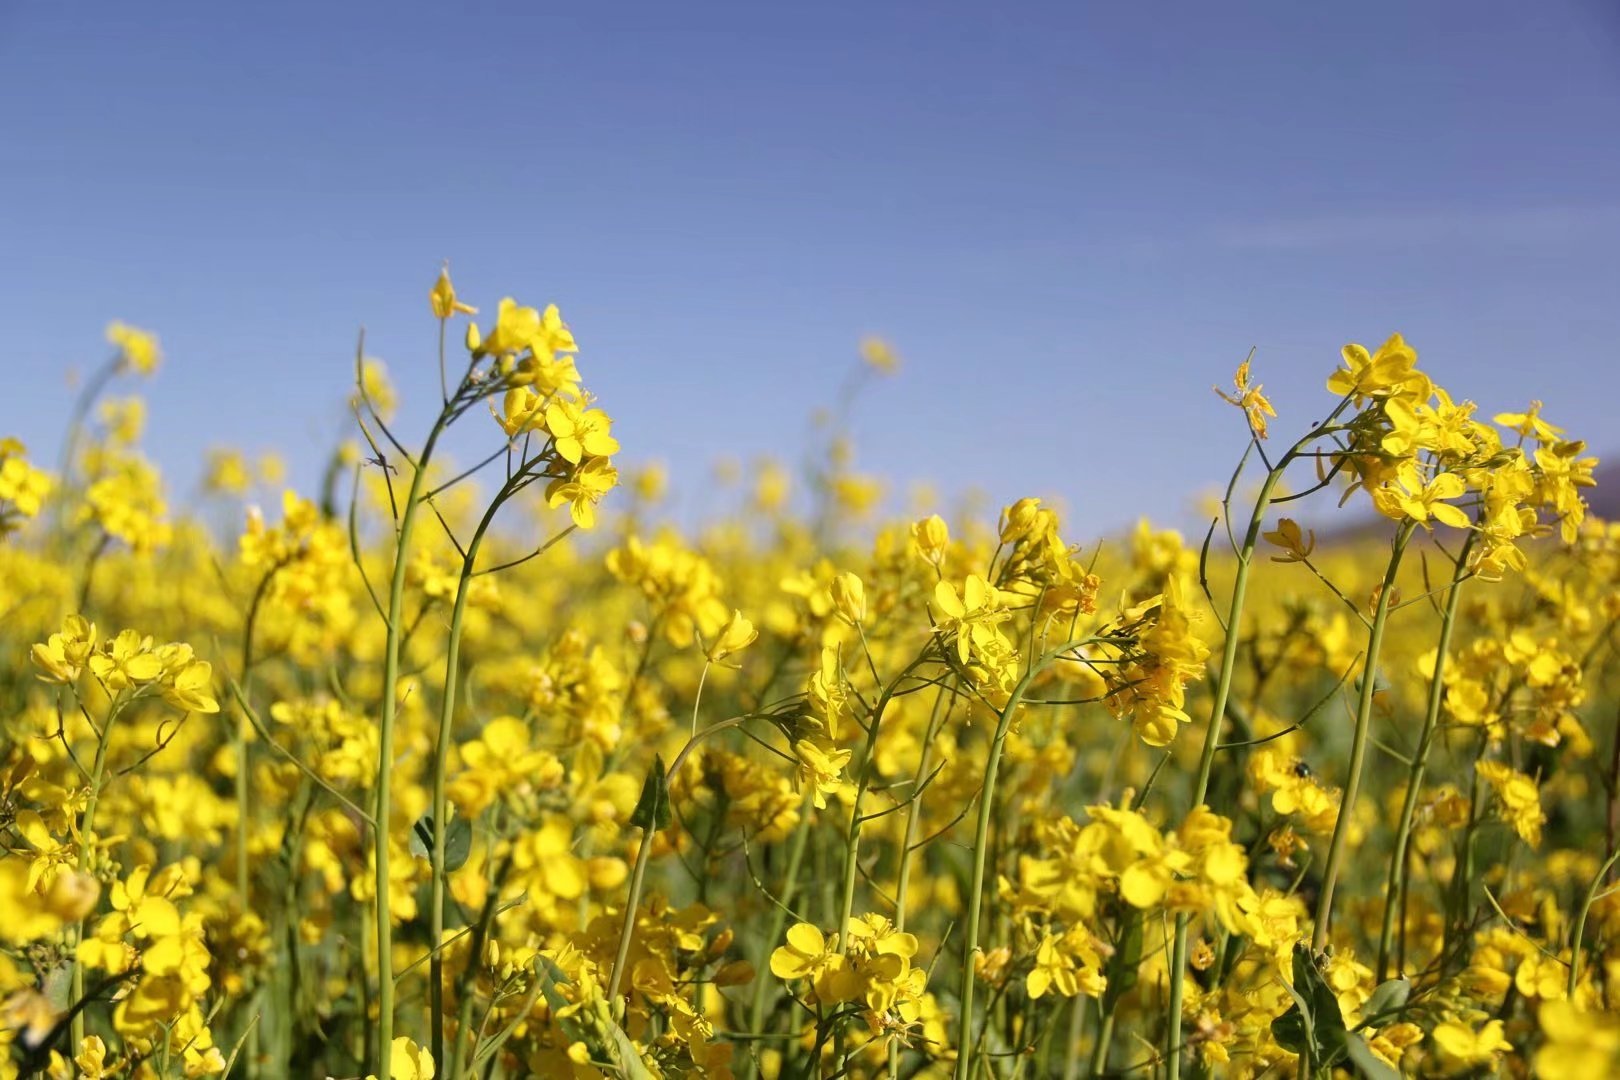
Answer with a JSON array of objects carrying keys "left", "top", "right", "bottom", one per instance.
[{"left": 1590, "top": 457, "right": 1619, "bottom": 522}]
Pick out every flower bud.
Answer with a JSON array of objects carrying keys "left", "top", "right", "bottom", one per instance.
[
  {"left": 911, "top": 514, "right": 949, "bottom": 566},
  {"left": 831, "top": 572, "right": 866, "bottom": 625},
  {"left": 713, "top": 960, "right": 754, "bottom": 986}
]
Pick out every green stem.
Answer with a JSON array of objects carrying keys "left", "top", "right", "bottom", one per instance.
[
  {"left": 606, "top": 715, "right": 748, "bottom": 1004},
  {"left": 743, "top": 793, "right": 816, "bottom": 1080},
  {"left": 233, "top": 563, "right": 281, "bottom": 1079},
  {"left": 831, "top": 646, "right": 929, "bottom": 1078},
  {"left": 691, "top": 662, "right": 710, "bottom": 738},
  {"left": 884, "top": 684, "right": 951, "bottom": 1077},
  {"left": 76, "top": 533, "right": 110, "bottom": 613},
  {"left": 1086, "top": 1005, "right": 1114, "bottom": 1078},
  {"left": 234, "top": 730, "right": 256, "bottom": 1075},
  {"left": 1164, "top": 411, "right": 1354, "bottom": 1079},
  {"left": 449, "top": 851, "right": 514, "bottom": 1077},
  {"left": 1313, "top": 521, "right": 1417, "bottom": 949},
  {"left": 372, "top": 414, "right": 451, "bottom": 1066},
  {"left": 1567, "top": 847, "right": 1620, "bottom": 997},
  {"left": 427, "top": 547, "right": 484, "bottom": 1068},
  {"left": 427, "top": 464, "right": 543, "bottom": 1065},
  {"left": 1445, "top": 749, "right": 1485, "bottom": 956},
  {"left": 1060, "top": 994, "right": 1086, "bottom": 1080},
  {"left": 55, "top": 356, "right": 120, "bottom": 532},
  {"left": 954, "top": 638, "right": 1107, "bottom": 1080},
  {"left": 70, "top": 694, "right": 123, "bottom": 1050},
  {"left": 1376, "top": 532, "right": 1473, "bottom": 980},
  {"left": 1167, "top": 447, "right": 1292, "bottom": 1080},
  {"left": 836, "top": 651, "right": 930, "bottom": 951},
  {"left": 893, "top": 686, "right": 950, "bottom": 935}
]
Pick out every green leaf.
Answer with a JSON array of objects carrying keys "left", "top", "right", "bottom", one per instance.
[
  {"left": 536, "top": 960, "right": 657, "bottom": 1080},
  {"left": 1271, "top": 978, "right": 1312, "bottom": 1056},
  {"left": 1304, "top": 966, "right": 1349, "bottom": 1063},
  {"left": 409, "top": 812, "right": 472, "bottom": 872},
  {"left": 601, "top": 1011, "right": 659, "bottom": 1080},
  {"left": 1273, "top": 943, "right": 1353, "bottom": 1065},
  {"left": 536, "top": 957, "right": 574, "bottom": 1015},
  {"left": 1354, "top": 666, "right": 1392, "bottom": 697},
  {"left": 1345, "top": 1031, "right": 1403, "bottom": 1080},
  {"left": 42, "top": 960, "right": 74, "bottom": 1012},
  {"left": 1216, "top": 932, "right": 1247, "bottom": 986},
  {"left": 1359, "top": 977, "right": 1411, "bottom": 1024},
  {"left": 1102, "top": 912, "right": 1144, "bottom": 1011},
  {"left": 630, "top": 754, "right": 671, "bottom": 832}
]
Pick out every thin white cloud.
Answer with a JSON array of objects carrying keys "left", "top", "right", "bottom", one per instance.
[{"left": 1208, "top": 204, "right": 1620, "bottom": 251}]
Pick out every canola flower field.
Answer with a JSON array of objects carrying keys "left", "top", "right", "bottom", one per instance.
[{"left": 0, "top": 269, "right": 1616, "bottom": 1079}]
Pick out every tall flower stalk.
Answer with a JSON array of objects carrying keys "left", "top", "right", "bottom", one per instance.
[
  {"left": 424, "top": 454, "right": 568, "bottom": 1063},
  {"left": 1314, "top": 521, "right": 1417, "bottom": 948},
  {"left": 1164, "top": 401, "right": 1349, "bottom": 1080},
  {"left": 954, "top": 636, "right": 1121, "bottom": 1080},
  {"left": 368, "top": 405, "right": 450, "bottom": 1061},
  {"left": 1376, "top": 532, "right": 1475, "bottom": 979}
]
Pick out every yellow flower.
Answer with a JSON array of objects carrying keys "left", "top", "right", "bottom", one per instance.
[
  {"left": 16, "top": 810, "right": 76, "bottom": 893},
  {"left": 204, "top": 448, "right": 252, "bottom": 495},
  {"left": 493, "top": 385, "right": 545, "bottom": 437},
  {"left": 31, "top": 615, "right": 97, "bottom": 684},
  {"left": 389, "top": 1036, "right": 435, "bottom": 1080},
  {"left": 769, "top": 923, "right": 861, "bottom": 1004},
  {"left": 1371, "top": 463, "right": 1471, "bottom": 529},
  {"left": 256, "top": 452, "right": 286, "bottom": 485},
  {"left": 1080, "top": 804, "right": 1190, "bottom": 909},
  {"left": 932, "top": 574, "right": 1009, "bottom": 665},
  {"left": 87, "top": 629, "right": 164, "bottom": 691},
  {"left": 1535, "top": 1002, "right": 1620, "bottom": 1078},
  {"left": 1263, "top": 517, "right": 1315, "bottom": 563},
  {"left": 544, "top": 398, "right": 620, "bottom": 464},
  {"left": 754, "top": 460, "right": 790, "bottom": 510},
  {"left": 162, "top": 659, "right": 220, "bottom": 714},
  {"left": 1, "top": 989, "right": 61, "bottom": 1051},
  {"left": 1476, "top": 761, "right": 1545, "bottom": 846},
  {"left": 447, "top": 716, "right": 564, "bottom": 818},
  {"left": 633, "top": 461, "right": 668, "bottom": 502},
  {"left": 859, "top": 336, "right": 901, "bottom": 374},
  {"left": 476, "top": 297, "right": 542, "bottom": 357},
  {"left": 1215, "top": 356, "right": 1277, "bottom": 438},
  {"left": 429, "top": 265, "right": 477, "bottom": 320},
  {"left": 106, "top": 321, "right": 162, "bottom": 374},
  {"left": 793, "top": 738, "right": 851, "bottom": 809},
  {"left": 1431, "top": 1017, "right": 1511, "bottom": 1073},
  {"left": 1326, "top": 333, "right": 1428, "bottom": 402},
  {"left": 0, "top": 440, "right": 53, "bottom": 524},
  {"left": 75, "top": 1034, "right": 113, "bottom": 1078},
  {"left": 807, "top": 645, "right": 851, "bottom": 739},
  {"left": 1027, "top": 928, "right": 1106, "bottom": 1000},
  {"left": 98, "top": 397, "right": 145, "bottom": 444},
  {"left": 770, "top": 922, "right": 837, "bottom": 981},
  {"left": 1494, "top": 400, "right": 1564, "bottom": 443},
  {"left": 545, "top": 457, "right": 619, "bottom": 529},
  {"left": 706, "top": 610, "right": 758, "bottom": 662},
  {"left": 845, "top": 913, "right": 918, "bottom": 960},
  {"left": 475, "top": 298, "right": 576, "bottom": 359}
]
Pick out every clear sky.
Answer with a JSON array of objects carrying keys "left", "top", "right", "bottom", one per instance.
[{"left": 3, "top": 0, "right": 1618, "bottom": 534}]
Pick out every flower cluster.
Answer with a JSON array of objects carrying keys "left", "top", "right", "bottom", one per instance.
[{"left": 0, "top": 296, "right": 1615, "bottom": 1080}]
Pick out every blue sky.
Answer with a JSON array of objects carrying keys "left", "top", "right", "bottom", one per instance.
[{"left": 3, "top": 0, "right": 1618, "bottom": 534}]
